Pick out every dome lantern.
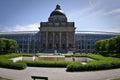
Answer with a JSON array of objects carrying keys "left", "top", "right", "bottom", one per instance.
[{"left": 55, "top": 4, "right": 61, "bottom": 10}]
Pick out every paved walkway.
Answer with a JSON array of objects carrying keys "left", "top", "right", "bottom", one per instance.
[{"left": 0, "top": 67, "right": 120, "bottom": 80}]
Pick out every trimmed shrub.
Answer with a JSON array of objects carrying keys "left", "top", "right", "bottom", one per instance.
[
  {"left": 20, "top": 60, "right": 75, "bottom": 68},
  {"left": 66, "top": 62, "right": 83, "bottom": 72},
  {"left": 0, "top": 60, "right": 26, "bottom": 70},
  {"left": 1, "top": 53, "right": 120, "bottom": 71},
  {"left": 65, "top": 54, "right": 105, "bottom": 60},
  {"left": 0, "top": 53, "right": 27, "bottom": 70},
  {"left": 21, "top": 53, "right": 39, "bottom": 57},
  {"left": 66, "top": 57, "right": 120, "bottom": 72}
]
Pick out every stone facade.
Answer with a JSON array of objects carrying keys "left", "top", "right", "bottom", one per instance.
[{"left": 39, "top": 5, "right": 75, "bottom": 53}]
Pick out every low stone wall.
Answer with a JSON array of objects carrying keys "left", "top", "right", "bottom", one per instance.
[
  {"left": 11, "top": 56, "right": 36, "bottom": 62},
  {"left": 22, "top": 56, "right": 36, "bottom": 61},
  {"left": 11, "top": 56, "right": 93, "bottom": 63},
  {"left": 65, "top": 57, "right": 93, "bottom": 62},
  {"left": 10, "top": 57, "right": 22, "bottom": 62},
  {"left": 38, "top": 56, "right": 65, "bottom": 61}
]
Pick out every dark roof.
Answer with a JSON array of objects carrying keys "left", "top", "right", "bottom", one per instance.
[{"left": 50, "top": 4, "right": 66, "bottom": 17}]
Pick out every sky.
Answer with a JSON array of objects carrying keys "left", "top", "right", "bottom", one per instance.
[{"left": 0, "top": 0, "right": 120, "bottom": 32}]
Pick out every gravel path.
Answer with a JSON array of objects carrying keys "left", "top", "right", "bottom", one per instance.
[{"left": 0, "top": 67, "right": 120, "bottom": 80}]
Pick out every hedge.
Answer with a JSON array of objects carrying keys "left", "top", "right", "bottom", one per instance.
[
  {"left": 0, "top": 53, "right": 26, "bottom": 70},
  {"left": 0, "top": 53, "right": 120, "bottom": 71},
  {"left": 66, "top": 57, "right": 120, "bottom": 72},
  {"left": 65, "top": 54, "right": 105, "bottom": 60},
  {"left": 21, "top": 53, "right": 39, "bottom": 57},
  {"left": 20, "top": 60, "right": 78, "bottom": 68},
  {"left": 0, "top": 53, "right": 40, "bottom": 70},
  {"left": 0, "top": 60, "right": 26, "bottom": 70}
]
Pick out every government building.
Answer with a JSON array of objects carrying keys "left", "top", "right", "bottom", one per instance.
[{"left": 0, "top": 5, "right": 119, "bottom": 53}]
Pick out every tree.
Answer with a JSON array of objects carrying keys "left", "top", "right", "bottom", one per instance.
[
  {"left": 94, "top": 40, "right": 101, "bottom": 52},
  {"left": 0, "top": 38, "right": 6, "bottom": 52},
  {"left": 94, "top": 35, "right": 120, "bottom": 57},
  {"left": 95, "top": 40, "right": 107, "bottom": 53},
  {"left": 114, "top": 35, "right": 120, "bottom": 57},
  {"left": 107, "top": 38, "right": 115, "bottom": 53},
  {"left": 0, "top": 38, "right": 18, "bottom": 54},
  {"left": 8, "top": 39, "right": 18, "bottom": 53}
]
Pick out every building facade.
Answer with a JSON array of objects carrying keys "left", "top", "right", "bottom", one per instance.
[
  {"left": 0, "top": 5, "right": 119, "bottom": 53},
  {"left": 39, "top": 5, "right": 75, "bottom": 53}
]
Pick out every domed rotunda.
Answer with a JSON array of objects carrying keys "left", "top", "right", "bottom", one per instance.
[
  {"left": 48, "top": 4, "right": 67, "bottom": 22},
  {"left": 39, "top": 5, "right": 75, "bottom": 53}
]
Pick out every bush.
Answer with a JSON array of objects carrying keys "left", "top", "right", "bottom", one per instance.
[
  {"left": 65, "top": 54, "right": 105, "bottom": 60},
  {"left": 0, "top": 53, "right": 21, "bottom": 59},
  {"left": 0, "top": 60, "right": 26, "bottom": 70},
  {"left": 21, "top": 53, "right": 39, "bottom": 57},
  {"left": 66, "top": 62, "right": 83, "bottom": 72},
  {"left": 0, "top": 53, "right": 27, "bottom": 70},
  {"left": 66, "top": 57, "right": 120, "bottom": 72},
  {"left": 1, "top": 53, "right": 120, "bottom": 71},
  {"left": 20, "top": 60, "right": 74, "bottom": 68}
]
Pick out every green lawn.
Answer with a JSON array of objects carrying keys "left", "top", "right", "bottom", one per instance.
[
  {"left": 0, "top": 53, "right": 120, "bottom": 71},
  {"left": 112, "top": 78, "right": 120, "bottom": 80},
  {"left": 0, "top": 77, "right": 11, "bottom": 80}
]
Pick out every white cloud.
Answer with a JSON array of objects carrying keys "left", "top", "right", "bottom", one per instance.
[
  {"left": 4, "top": 23, "right": 39, "bottom": 32},
  {"left": 104, "top": 8, "right": 120, "bottom": 15},
  {"left": 106, "top": 26, "right": 120, "bottom": 33},
  {"left": 112, "top": 8, "right": 120, "bottom": 13},
  {"left": 67, "top": 0, "right": 103, "bottom": 22},
  {"left": 88, "top": 0, "right": 101, "bottom": 9}
]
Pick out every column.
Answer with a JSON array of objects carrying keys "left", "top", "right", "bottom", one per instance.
[
  {"left": 27, "top": 37, "right": 29, "bottom": 53},
  {"left": 60, "top": 32, "right": 61, "bottom": 49},
  {"left": 34, "top": 36, "right": 35, "bottom": 53},
  {"left": 73, "top": 32, "right": 75, "bottom": 49},
  {"left": 53, "top": 32, "right": 54, "bottom": 49},
  {"left": 66, "top": 32, "right": 68, "bottom": 48},
  {"left": 22, "top": 37, "right": 24, "bottom": 52},
  {"left": 80, "top": 39, "right": 82, "bottom": 52},
  {"left": 90, "top": 39, "right": 92, "bottom": 52},
  {"left": 84, "top": 36, "right": 86, "bottom": 53},
  {"left": 46, "top": 32, "right": 48, "bottom": 49}
]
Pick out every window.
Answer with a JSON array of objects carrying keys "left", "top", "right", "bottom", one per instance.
[
  {"left": 69, "top": 44, "right": 72, "bottom": 48},
  {"left": 62, "top": 44, "right": 66, "bottom": 49},
  {"left": 42, "top": 44, "right": 45, "bottom": 48},
  {"left": 49, "top": 43, "right": 52, "bottom": 49}
]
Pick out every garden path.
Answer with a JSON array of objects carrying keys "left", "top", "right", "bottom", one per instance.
[{"left": 0, "top": 67, "right": 120, "bottom": 80}]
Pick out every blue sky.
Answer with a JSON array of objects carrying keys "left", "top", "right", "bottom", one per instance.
[{"left": 0, "top": 0, "right": 120, "bottom": 32}]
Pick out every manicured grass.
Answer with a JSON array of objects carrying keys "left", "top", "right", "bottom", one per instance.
[
  {"left": 0, "top": 77, "right": 11, "bottom": 80},
  {"left": 112, "top": 78, "right": 120, "bottom": 80},
  {"left": 0, "top": 53, "right": 27, "bottom": 70},
  {"left": 64, "top": 53, "right": 105, "bottom": 60},
  {"left": 66, "top": 54, "right": 120, "bottom": 72},
  {"left": 0, "top": 53, "right": 120, "bottom": 72},
  {"left": 19, "top": 60, "right": 78, "bottom": 68}
]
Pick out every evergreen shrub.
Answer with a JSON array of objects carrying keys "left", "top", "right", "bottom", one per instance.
[
  {"left": 20, "top": 60, "right": 75, "bottom": 68},
  {"left": 66, "top": 57, "right": 120, "bottom": 72},
  {"left": 0, "top": 60, "right": 26, "bottom": 70}
]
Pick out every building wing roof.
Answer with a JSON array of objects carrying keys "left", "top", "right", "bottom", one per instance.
[
  {"left": 75, "top": 31, "right": 120, "bottom": 35},
  {"left": 0, "top": 31, "right": 39, "bottom": 35},
  {"left": 0, "top": 31, "right": 119, "bottom": 35}
]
